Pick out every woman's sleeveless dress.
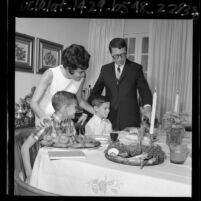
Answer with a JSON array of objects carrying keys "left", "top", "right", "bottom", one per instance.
[{"left": 35, "top": 65, "right": 83, "bottom": 125}]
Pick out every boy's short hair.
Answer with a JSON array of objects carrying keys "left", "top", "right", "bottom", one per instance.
[
  {"left": 91, "top": 95, "right": 110, "bottom": 107},
  {"left": 52, "top": 91, "right": 77, "bottom": 111}
]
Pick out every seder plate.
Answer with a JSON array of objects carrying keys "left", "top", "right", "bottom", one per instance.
[
  {"left": 104, "top": 143, "right": 165, "bottom": 166},
  {"left": 105, "top": 153, "right": 164, "bottom": 166}
]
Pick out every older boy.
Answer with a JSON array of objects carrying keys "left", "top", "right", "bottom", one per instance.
[{"left": 21, "top": 91, "right": 78, "bottom": 183}]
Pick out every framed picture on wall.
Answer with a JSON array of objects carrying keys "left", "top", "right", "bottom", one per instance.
[
  {"left": 15, "top": 32, "right": 34, "bottom": 73},
  {"left": 37, "top": 38, "right": 63, "bottom": 73}
]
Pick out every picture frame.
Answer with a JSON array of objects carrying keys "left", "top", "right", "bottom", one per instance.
[
  {"left": 15, "top": 32, "right": 34, "bottom": 72},
  {"left": 37, "top": 38, "right": 63, "bottom": 73}
]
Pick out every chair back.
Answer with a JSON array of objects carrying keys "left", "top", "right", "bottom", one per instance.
[
  {"left": 15, "top": 127, "right": 39, "bottom": 180},
  {"left": 14, "top": 127, "right": 58, "bottom": 195}
]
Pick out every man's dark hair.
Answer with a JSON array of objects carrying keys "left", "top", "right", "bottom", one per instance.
[
  {"left": 52, "top": 91, "right": 77, "bottom": 111},
  {"left": 62, "top": 44, "right": 90, "bottom": 74},
  {"left": 109, "top": 38, "right": 127, "bottom": 53},
  {"left": 91, "top": 95, "right": 110, "bottom": 107}
]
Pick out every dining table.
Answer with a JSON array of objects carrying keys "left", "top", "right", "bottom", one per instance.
[{"left": 29, "top": 131, "right": 192, "bottom": 197}]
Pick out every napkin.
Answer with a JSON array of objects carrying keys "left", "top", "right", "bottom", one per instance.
[
  {"left": 119, "top": 133, "right": 139, "bottom": 145},
  {"left": 86, "top": 134, "right": 109, "bottom": 144},
  {"left": 48, "top": 150, "right": 86, "bottom": 160}
]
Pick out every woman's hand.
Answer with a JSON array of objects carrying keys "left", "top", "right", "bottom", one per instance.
[
  {"left": 77, "top": 113, "right": 88, "bottom": 125},
  {"left": 38, "top": 116, "right": 52, "bottom": 127}
]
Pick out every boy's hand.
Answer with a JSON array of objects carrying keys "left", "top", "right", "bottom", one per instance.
[{"left": 77, "top": 113, "right": 88, "bottom": 125}]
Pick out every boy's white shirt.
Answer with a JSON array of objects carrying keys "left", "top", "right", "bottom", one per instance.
[{"left": 85, "top": 114, "right": 112, "bottom": 135}]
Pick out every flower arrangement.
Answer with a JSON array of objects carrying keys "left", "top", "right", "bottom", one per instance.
[
  {"left": 162, "top": 112, "right": 189, "bottom": 146},
  {"left": 15, "top": 86, "right": 36, "bottom": 128},
  {"left": 162, "top": 111, "right": 190, "bottom": 129}
]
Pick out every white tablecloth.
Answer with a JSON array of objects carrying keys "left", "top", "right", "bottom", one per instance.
[{"left": 29, "top": 133, "right": 192, "bottom": 197}]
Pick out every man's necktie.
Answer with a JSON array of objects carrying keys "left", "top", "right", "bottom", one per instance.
[{"left": 116, "top": 66, "right": 121, "bottom": 80}]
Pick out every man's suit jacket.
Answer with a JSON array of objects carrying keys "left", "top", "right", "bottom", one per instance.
[{"left": 88, "top": 59, "right": 152, "bottom": 130}]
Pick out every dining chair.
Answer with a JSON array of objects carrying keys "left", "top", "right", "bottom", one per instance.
[
  {"left": 14, "top": 169, "right": 57, "bottom": 196},
  {"left": 14, "top": 127, "right": 58, "bottom": 196}
]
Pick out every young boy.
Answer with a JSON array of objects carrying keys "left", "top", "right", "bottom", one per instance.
[
  {"left": 21, "top": 91, "right": 78, "bottom": 183},
  {"left": 85, "top": 95, "right": 112, "bottom": 136}
]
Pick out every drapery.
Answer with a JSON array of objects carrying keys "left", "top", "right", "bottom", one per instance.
[
  {"left": 147, "top": 20, "right": 192, "bottom": 123},
  {"left": 85, "top": 19, "right": 125, "bottom": 88}
]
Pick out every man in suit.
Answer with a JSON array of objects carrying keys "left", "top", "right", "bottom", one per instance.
[{"left": 88, "top": 38, "right": 153, "bottom": 130}]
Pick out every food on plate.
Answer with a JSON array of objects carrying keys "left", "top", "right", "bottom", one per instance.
[
  {"left": 119, "top": 134, "right": 139, "bottom": 145},
  {"left": 40, "top": 139, "right": 53, "bottom": 147},
  {"left": 43, "top": 134, "right": 52, "bottom": 141},
  {"left": 51, "top": 135, "right": 58, "bottom": 143},
  {"left": 84, "top": 142, "right": 96, "bottom": 148},
  {"left": 71, "top": 143, "right": 85, "bottom": 148},
  {"left": 58, "top": 134, "right": 69, "bottom": 144},
  {"left": 141, "top": 136, "right": 151, "bottom": 146},
  {"left": 41, "top": 133, "right": 100, "bottom": 149},
  {"left": 147, "top": 157, "right": 156, "bottom": 164},
  {"left": 53, "top": 142, "right": 68, "bottom": 148},
  {"left": 108, "top": 148, "right": 119, "bottom": 156}
]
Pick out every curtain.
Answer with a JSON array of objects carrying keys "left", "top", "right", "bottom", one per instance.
[
  {"left": 147, "top": 20, "right": 192, "bottom": 123},
  {"left": 85, "top": 19, "right": 125, "bottom": 88}
]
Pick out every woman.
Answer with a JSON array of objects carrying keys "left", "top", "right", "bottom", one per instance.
[{"left": 30, "top": 44, "right": 94, "bottom": 125}]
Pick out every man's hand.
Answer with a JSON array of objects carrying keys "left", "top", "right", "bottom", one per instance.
[
  {"left": 77, "top": 113, "right": 88, "bottom": 125},
  {"left": 142, "top": 105, "right": 152, "bottom": 120}
]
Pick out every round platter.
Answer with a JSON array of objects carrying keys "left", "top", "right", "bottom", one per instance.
[
  {"left": 70, "top": 140, "right": 101, "bottom": 149},
  {"left": 40, "top": 134, "right": 101, "bottom": 149},
  {"left": 105, "top": 153, "right": 164, "bottom": 166},
  {"left": 50, "top": 140, "right": 101, "bottom": 149},
  {"left": 104, "top": 143, "right": 165, "bottom": 166}
]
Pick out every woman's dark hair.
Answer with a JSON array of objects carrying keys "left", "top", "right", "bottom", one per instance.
[
  {"left": 62, "top": 44, "right": 90, "bottom": 74},
  {"left": 109, "top": 38, "right": 127, "bottom": 53}
]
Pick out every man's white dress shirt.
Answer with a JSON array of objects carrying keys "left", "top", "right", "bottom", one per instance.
[{"left": 115, "top": 63, "right": 124, "bottom": 80}]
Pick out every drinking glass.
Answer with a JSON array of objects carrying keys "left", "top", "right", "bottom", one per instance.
[
  {"left": 110, "top": 132, "right": 119, "bottom": 142},
  {"left": 169, "top": 143, "right": 188, "bottom": 164}
]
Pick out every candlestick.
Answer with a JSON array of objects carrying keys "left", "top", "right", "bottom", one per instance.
[
  {"left": 150, "top": 88, "right": 157, "bottom": 135},
  {"left": 174, "top": 90, "right": 179, "bottom": 113}
]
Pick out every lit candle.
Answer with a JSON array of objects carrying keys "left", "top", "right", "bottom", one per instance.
[
  {"left": 150, "top": 88, "right": 157, "bottom": 135},
  {"left": 174, "top": 90, "right": 179, "bottom": 113}
]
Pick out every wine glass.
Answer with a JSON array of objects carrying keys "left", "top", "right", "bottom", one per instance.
[{"left": 110, "top": 130, "right": 119, "bottom": 143}]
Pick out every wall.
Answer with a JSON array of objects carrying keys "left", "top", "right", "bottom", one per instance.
[
  {"left": 15, "top": 18, "right": 150, "bottom": 102},
  {"left": 124, "top": 19, "right": 150, "bottom": 35},
  {"left": 15, "top": 18, "right": 90, "bottom": 102}
]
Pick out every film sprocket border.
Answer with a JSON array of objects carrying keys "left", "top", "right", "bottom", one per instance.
[{"left": 16, "top": 0, "right": 199, "bottom": 19}]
